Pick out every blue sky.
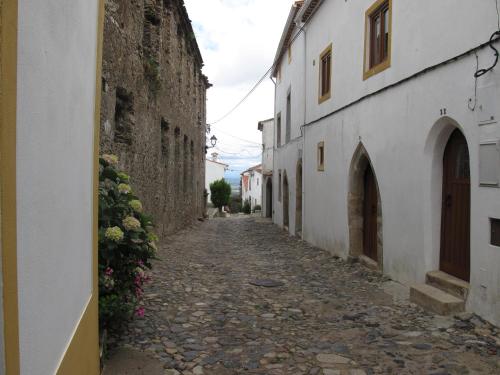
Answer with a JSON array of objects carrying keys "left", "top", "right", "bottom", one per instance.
[{"left": 184, "top": 0, "right": 292, "bottom": 176}]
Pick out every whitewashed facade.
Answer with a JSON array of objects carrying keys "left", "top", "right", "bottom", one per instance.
[
  {"left": 205, "top": 153, "right": 229, "bottom": 203},
  {"left": 241, "top": 165, "right": 263, "bottom": 210},
  {"left": 272, "top": 0, "right": 500, "bottom": 325},
  {"left": 259, "top": 118, "right": 275, "bottom": 217},
  {"left": 1, "top": 1, "right": 103, "bottom": 373}
]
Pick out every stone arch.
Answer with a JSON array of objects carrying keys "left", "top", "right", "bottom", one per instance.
[
  {"left": 283, "top": 171, "right": 289, "bottom": 229},
  {"left": 423, "top": 116, "right": 470, "bottom": 274},
  {"left": 295, "top": 159, "right": 303, "bottom": 236},
  {"left": 347, "top": 143, "right": 383, "bottom": 269}
]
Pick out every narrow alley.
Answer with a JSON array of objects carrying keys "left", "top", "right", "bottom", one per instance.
[{"left": 106, "top": 217, "right": 499, "bottom": 375}]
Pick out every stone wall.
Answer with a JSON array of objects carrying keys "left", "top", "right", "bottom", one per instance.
[{"left": 100, "top": 0, "right": 209, "bottom": 238}]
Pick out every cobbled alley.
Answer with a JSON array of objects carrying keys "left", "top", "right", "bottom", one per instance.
[{"left": 106, "top": 217, "right": 500, "bottom": 375}]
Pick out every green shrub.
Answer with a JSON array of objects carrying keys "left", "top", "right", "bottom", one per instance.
[
  {"left": 242, "top": 199, "right": 251, "bottom": 214},
  {"left": 253, "top": 204, "right": 262, "bottom": 212},
  {"left": 210, "top": 179, "right": 231, "bottom": 211},
  {"left": 98, "top": 154, "right": 157, "bottom": 331}
]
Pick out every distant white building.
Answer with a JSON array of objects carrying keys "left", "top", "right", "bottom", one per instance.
[
  {"left": 241, "top": 164, "right": 263, "bottom": 210},
  {"left": 205, "top": 153, "right": 229, "bottom": 203},
  {"left": 258, "top": 118, "right": 274, "bottom": 218},
  {"left": 271, "top": 0, "right": 500, "bottom": 325}
]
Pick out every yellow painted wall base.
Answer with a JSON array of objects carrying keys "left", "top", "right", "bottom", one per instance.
[{"left": 56, "top": 297, "right": 100, "bottom": 375}]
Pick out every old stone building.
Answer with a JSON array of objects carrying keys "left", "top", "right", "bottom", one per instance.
[{"left": 100, "top": 0, "right": 209, "bottom": 237}]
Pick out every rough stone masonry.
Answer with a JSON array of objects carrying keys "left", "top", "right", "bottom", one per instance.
[{"left": 100, "top": 0, "right": 210, "bottom": 238}]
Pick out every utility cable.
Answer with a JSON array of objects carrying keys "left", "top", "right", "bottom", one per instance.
[
  {"left": 207, "top": 23, "right": 306, "bottom": 126},
  {"left": 468, "top": 53, "right": 479, "bottom": 111},
  {"left": 215, "top": 128, "right": 262, "bottom": 145},
  {"left": 474, "top": 30, "right": 500, "bottom": 78}
]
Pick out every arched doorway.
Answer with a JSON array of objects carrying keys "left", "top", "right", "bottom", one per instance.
[
  {"left": 266, "top": 177, "right": 273, "bottom": 218},
  {"left": 363, "top": 165, "right": 378, "bottom": 261},
  {"left": 296, "top": 159, "right": 303, "bottom": 236},
  {"left": 283, "top": 172, "right": 289, "bottom": 229},
  {"left": 440, "top": 129, "right": 470, "bottom": 281},
  {"left": 348, "top": 144, "right": 383, "bottom": 268}
]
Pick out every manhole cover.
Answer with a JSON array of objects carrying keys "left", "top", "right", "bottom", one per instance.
[{"left": 249, "top": 279, "right": 285, "bottom": 288}]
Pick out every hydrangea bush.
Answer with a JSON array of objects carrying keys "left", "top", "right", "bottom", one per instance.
[{"left": 98, "top": 154, "right": 157, "bottom": 331}]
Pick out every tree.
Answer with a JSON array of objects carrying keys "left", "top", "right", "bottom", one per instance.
[{"left": 210, "top": 179, "right": 232, "bottom": 213}]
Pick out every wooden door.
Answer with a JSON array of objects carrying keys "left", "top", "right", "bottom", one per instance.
[
  {"left": 363, "top": 166, "right": 378, "bottom": 261},
  {"left": 440, "top": 130, "right": 470, "bottom": 281},
  {"left": 283, "top": 175, "right": 289, "bottom": 228}
]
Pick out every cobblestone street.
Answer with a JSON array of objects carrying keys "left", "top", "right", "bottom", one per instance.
[{"left": 107, "top": 217, "right": 500, "bottom": 375}]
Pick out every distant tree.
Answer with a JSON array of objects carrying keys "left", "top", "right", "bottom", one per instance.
[{"left": 210, "top": 179, "right": 232, "bottom": 213}]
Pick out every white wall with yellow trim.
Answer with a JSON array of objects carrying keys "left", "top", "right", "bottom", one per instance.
[{"left": 16, "top": 0, "right": 100, "bottom": 373}]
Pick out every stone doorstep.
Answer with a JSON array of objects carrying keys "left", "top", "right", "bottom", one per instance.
[
  {"left": 426, "top": 270, "right": 470, "bottom": 300},
  {"left": 410, "top": 283, "right": 465, "bottom": 316},
  {"left": 358, "top": 255, "right": 379, "bottom": 271}
]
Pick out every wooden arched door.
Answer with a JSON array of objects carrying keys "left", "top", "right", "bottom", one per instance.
[
  {"left": 363, "top": 165, "right": 378, "bottom": 261},
  {"left": 440, "top": 129, "right": 470, "bottom": 281}
]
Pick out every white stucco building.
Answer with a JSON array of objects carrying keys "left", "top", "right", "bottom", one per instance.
[
  {"left": 259, "top": 118, "right": 275, "bottom": 218},
  {"left": 272, "top": 0, "right": 500, "bottom": 325},
  {"left": 1, "top": 0, "right": 103, "bottom": 374},
  {"left": 241, "top": 164, "right": 263, "bottom": 210},
  {"left": 205, "top": 153, "right": 229, "bottom": 203}
]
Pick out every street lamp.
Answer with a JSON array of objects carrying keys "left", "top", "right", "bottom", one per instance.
[
  {"left": 210, "top": 135, "right": 217, "bottom": 147},
  {"left": 205, "top": 135, "right": 218, "bottom": 154}
]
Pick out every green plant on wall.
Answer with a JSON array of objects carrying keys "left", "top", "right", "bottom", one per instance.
[
  {"left": 144, "top": 57, "right": 161, "bottom": 95},
  {"left": 209, "top": 179, "right": 231, "bottom": 212},
  {"left": 98, "top": 154, "right": 158, "bottom": 331}
]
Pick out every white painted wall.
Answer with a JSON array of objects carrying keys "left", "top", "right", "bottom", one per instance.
[
  {"left": 273, "top": 0, "right": 500, "bottom": 325},
  {"left": 205, "top": 159, "right": 228, "bottom": 203},
  {"left": 242, "top": 169, "right": 263, "bottom": 209},
  {"left": 17, "top": 0, "right": 99, "bottom": 373},
  {"left": 260, "top": 119, "right": 275, "bottom": 218},
  {"left": 260, "top": 119, "right": 274, "bottom": 175}
]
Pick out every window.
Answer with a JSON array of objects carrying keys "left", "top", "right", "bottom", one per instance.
[
  {"left": 317, "top": 142, "right": 325, "bottom": 171},
  {"left": 492, "top": 218, "right": 500, "bottom": 247},
  {"left": 277, "top": 64, "right": 282, "bottom": 83},
  {"left": 364, "top": 0, "right": 391, "bottom": 80},
  {"left": 319, "top": 44, "right": 332, "bottom": 103},
  {"left": 286, "top": 91, "right": 291, "bottom": 143},
  {"left": 278, "top": 170, "right": 282, "bottom": 202},
  {"left": 276, "top": 113, "right": 282, "bottom": 147}
]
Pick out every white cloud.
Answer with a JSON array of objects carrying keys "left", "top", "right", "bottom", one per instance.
[{"left": 184, "top": 0, "right": 293, "bottom": 176}]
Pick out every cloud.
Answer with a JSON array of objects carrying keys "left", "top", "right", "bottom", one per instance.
[{"left": 184, "top": 0, "right": 293, "bottom": 174}]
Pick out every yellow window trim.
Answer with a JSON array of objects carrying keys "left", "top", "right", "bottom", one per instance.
[
  {"left": 318, "top": 43, "right": 333, "bottom": 104},
  {"left": 362, "top": 0, "right": 392, "bottom": 81},
  {"left": 1, "top": 0, "right": 21, "bottom": 373},
  {"left": 317, "top": 141, "right": 325, "bottom": 171}
]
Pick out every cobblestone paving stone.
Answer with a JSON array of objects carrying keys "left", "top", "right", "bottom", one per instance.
[{"left": 110, "top": 217, "right": 500, "bottom": 375}]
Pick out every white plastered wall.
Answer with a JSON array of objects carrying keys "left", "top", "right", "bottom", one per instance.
[
  {"left": 274, "top": 0, "right": 500, "bottom": 325},
  {"left": 16, "top": 0, "right": 99, "bottom": 373},
  {"left": 205, "top": 160, "right": 227, "bottom": 202}
]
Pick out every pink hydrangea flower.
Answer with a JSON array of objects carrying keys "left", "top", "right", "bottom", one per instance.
[{"left": 135, "top": 306, "right": 145, "bottom": 317}]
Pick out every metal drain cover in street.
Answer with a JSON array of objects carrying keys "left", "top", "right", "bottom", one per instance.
[{"left": 249, "top": 279, "right": 284, "bottom": 288}]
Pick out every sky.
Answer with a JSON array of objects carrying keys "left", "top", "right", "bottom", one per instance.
[{"left": 184, "top": 0, "right": 293, "bottom": 179}]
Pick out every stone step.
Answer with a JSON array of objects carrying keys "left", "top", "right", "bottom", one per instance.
[
  {"left": 426, "top": 270, "right": 470, "bottom": 300},
  {"left": 410, "top": 284, "right": 465, "bottom": 315}
]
